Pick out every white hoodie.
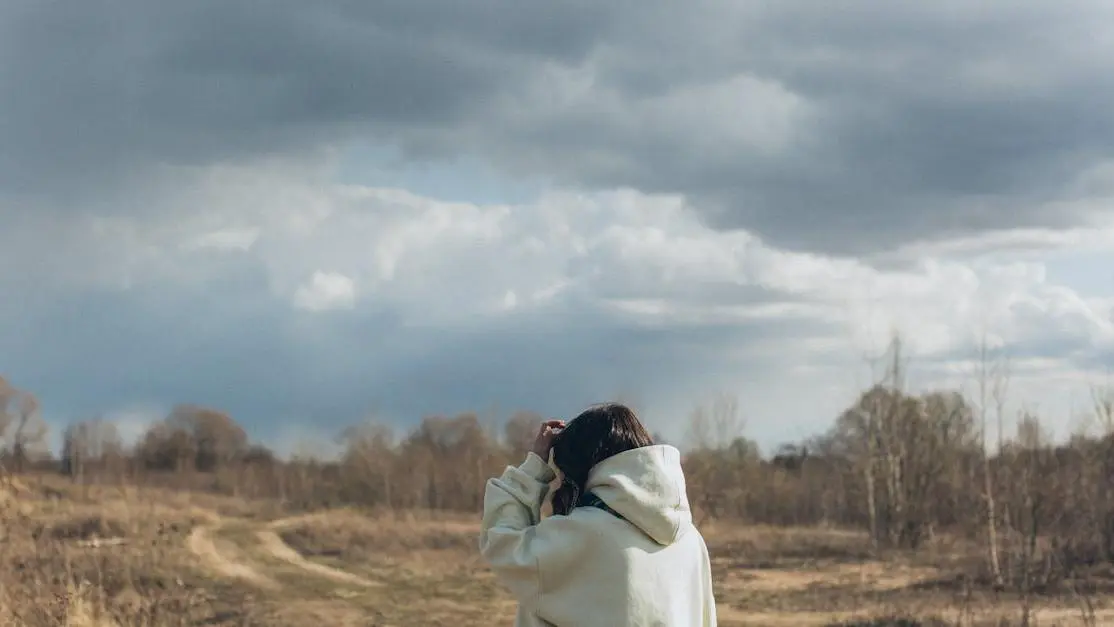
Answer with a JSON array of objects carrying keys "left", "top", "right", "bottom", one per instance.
[{"left": 480, "top": 445, "right": 718, "bottom": 627}]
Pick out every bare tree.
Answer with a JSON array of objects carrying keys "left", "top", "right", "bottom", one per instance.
[
  {"left": 338, "top": 421, "right": 397, "bottom": 507},
  {"left": 166, "top": 405, "right": 248, "bottom": 472},
  {"left": 2, "top": 387, "right": 48, "bottom": 472},
  {"left": 61, "top": 418, "right": 124, "bottom": 483},
  {"left": 0, "top": 377, "right": 14, "bottom": 482},
  {"left": 1004, "top": 411, "right": 1055, "bottom": 624},
  {"left": 830, "top": 336, "right": 979, "bottom": 549},
  {"left": 685, "top": 393, "right": 744, "bottom": 451},
  {"left": 0, "top": 376, "right": 12, "bottom": 433},
  {"left": 1092, "top": 385, "right": 1114, "bottom": 434},
  {"left": 1090, "top": 386, "right": 1114, "bottom": 562},
  {"left": 503, "top": 410, "right": 543, "bottom": 457},
  {"left": 684, "top": 395, "right": 758, "bottom": 521},
  {"left": 973, "top": 339, "right": 1006, "bottom": 587},
  {"left": 137, "top": 420, "right": 198, "bottom": 473}
]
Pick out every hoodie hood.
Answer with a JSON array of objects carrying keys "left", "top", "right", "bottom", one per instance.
[{"left": 583, "top": 445, "right": 693, "bottom": 545}]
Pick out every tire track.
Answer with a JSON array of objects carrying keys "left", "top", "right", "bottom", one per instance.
[
  {"left": 187, "top": 519, "right": 279, "bottom": 589},
  {"left": 186, "top": 512, "right": 380, "bottom": 591},
  {"left": 255, "top": 526, "right": 382, "bottom": 588}
]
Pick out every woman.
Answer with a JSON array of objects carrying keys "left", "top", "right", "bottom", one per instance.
[{"left": 480, "top": 403, "right": 718, "bottom": 626}]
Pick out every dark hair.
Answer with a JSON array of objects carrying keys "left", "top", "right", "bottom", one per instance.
[{"left": 550, "top": 403, "right": 655, "bottom": 516}]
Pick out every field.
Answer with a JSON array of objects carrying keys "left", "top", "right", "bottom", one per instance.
[{"left": 2, "top": 475, "right": 1112, "bottom": 627}]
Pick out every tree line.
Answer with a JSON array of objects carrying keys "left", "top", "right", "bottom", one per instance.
[{"left": 4, "top": 338, "right": 1114, "bottom": 592}]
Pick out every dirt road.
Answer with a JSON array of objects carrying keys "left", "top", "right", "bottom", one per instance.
[
  {"left": 254, "top": 526, "right": 381, "bottom": 588},
  {"left": 186, "top": 520, "right": 279, "bottom": 589},
  {"left": 187, "top": 513, "right": 381, "bottom": 592}
]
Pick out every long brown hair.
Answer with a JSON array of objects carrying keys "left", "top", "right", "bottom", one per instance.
[{"left": 550, "top": 403, "right": 655, "bottom": 516}]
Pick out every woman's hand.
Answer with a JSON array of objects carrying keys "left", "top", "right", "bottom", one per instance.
[{"left": 531, "top": 419, "right": 566, "bottom": 459}]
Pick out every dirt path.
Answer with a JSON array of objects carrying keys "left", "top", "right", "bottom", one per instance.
[
  {"left": 255, "top": 527, "right": 381, "bottom": 588},
  {"left": 187, "top": 520, "right": 279, "bottom": 589},
  {"left": 187, "top": 513, "right": 380, "bottom": 592},
  {"left": 186, "top": 513, "right": 1114, "bottom": 626}
]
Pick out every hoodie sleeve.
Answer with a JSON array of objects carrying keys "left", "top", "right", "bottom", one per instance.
[{"left": 479, "top": 452, "right": 558, "bottom": 602}]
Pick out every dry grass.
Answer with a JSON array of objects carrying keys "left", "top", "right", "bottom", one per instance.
[
  {"left": 2, "top": 475, "right": 1111, "bottom": 626},
  {"left": 0, "top": 478, "right": 261, "bottom": 626}
]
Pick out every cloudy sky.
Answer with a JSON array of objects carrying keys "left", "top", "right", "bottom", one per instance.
[{"left": 3, "top": 1, "right": 1113, "bottom": 453}]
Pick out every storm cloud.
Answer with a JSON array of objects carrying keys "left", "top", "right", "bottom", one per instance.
[
  {"left": 4, "top": 1, "right": 1114, "bottom": 251},
  {"left": 1, "top": 1, "right": 1113, "bottom": 448}
]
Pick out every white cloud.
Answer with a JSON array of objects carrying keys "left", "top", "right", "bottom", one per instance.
[
  {"left": 27, "top": 166, "right": 1114, "bottom": 362},
  {"left": 293, "top": 271, "right": 357, "bottom": 312},
  {"left": 4, "top": 161, "right": 1113, "bottom": 445}
]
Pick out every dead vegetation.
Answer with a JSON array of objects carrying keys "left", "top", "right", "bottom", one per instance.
[
  {"left": 5, "top": 338, "right": 1114, "bottom": 624},
  {"left": 2, "top": 475, "right": 1111, "bottom": 626},
  {"left": 0, "top": 482, "right": 259, "bottom": 626}
]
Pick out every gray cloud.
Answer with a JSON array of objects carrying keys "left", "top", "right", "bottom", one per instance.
[
  {"left": 4, "top": 1, "right": 1114, "bottom": 251},
  {"left": 0, "top": 271, "right": 842, "bottom": 446},
  {"left": 0, "top": 0, "right": 611, "bottom": 199},
  {"left": 3, "top": 1, "right": 1113, "bottom": 452}
]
